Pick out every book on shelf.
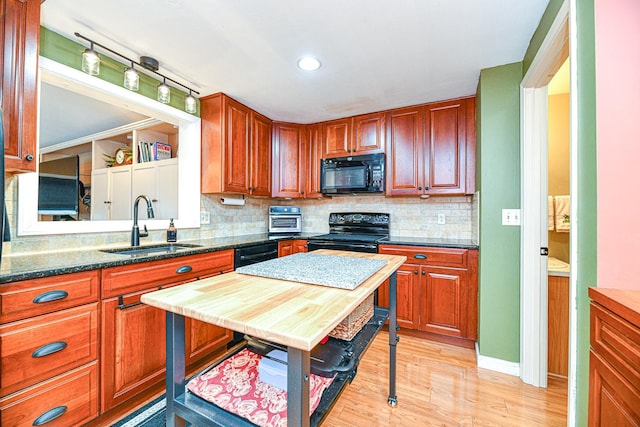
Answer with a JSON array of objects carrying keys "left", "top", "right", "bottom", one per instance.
[
  {"left": 153, "top": 142, "right": 172, "bottom": 160},
  {"left": 138, "top": 141, "right": 172, "bottom": 162}
]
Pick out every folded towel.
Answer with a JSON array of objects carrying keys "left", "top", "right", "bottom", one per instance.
[
  {"left": 555, "top": 195, "right": 570, "bottom": 232},
  {"left": 548, "top": 196, "right": 555, "bottom": 231}
]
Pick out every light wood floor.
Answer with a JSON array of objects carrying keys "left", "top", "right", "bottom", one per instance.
[{"left": 323, "top": 332, "right": 568, "bottom": 427}]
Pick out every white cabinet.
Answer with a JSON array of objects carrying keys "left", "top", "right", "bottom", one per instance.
[
  {"left": 91, "top": 166, "right": 132, "bottom": 220},
  {"left": 132, "top": 158, "right": 178, "bottom": 220}
]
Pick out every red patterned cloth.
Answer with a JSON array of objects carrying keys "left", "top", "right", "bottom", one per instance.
[{"left": 187, "top": 349, "right": 334, "bottom": 426}]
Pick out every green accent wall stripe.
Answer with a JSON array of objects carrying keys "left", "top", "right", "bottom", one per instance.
[
  {"left": 476, "top": 62, "right": 522, "bottom": 363},
  {"left": 39, "top": 27, "right": 199, "bottom": 116}
]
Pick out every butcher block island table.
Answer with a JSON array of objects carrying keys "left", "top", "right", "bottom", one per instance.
[{"left": 141, "top": 250, "right": 406, "bottom": 427}]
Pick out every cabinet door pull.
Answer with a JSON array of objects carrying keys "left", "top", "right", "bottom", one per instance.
[
  {"left": 118, "top": 295, "right": 142, "bottom": 310},
  {"left": 422, "top": 271, "right": 426, "bottom": 275},
  {"left": 32, "top": 341, "right": 68, "bottom": 358},
  {"left": 25, "top": 154, "right": 34, "bottom": 161},
  {"left": 414, "top": 270, "right": 418, "bottom": 274},
  {"left": 33, "top": 290, "right": 69, "bottom": 303},
  {"left": 413, "top": 254, "right": 427, "bottom": 259},
  {"left": 176, "top": 265, "right": 193, "bottom": 274},
  {"left": 32, "top": 405, "right": 67, "bottom": 425}
]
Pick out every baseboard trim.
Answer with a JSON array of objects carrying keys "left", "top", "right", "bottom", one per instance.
[{"left": 475, "top": 342, "right": 520, "bottom": 377}]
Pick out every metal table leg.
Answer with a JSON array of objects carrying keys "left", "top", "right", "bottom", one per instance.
[
  {"left": 166, "top": 312, "right": 186, "bottom": 427},
  {"left": 387, "top": 271, "right": 398, "bottom": 406},
  {"left": 287, "top": 346, "right": 310, "bottom": 427}
]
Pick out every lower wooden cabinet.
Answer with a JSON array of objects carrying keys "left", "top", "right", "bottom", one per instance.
[
  {"left": 588, "top": 288, "right": 640, "bottom": 426},
  {"left": 418, "top": 265, "right": 468, "bottom": 337},
  {"left": 0, "top": 362, "right": 98, "bottom": 427},
  {"left": 0, "top": 270, "right": 100, "bottom": 425},
  {"left": 378, "top": 245, "right": 478, "bottom": 347},
  {"left": 548, "top": 275, "right": 569, "bottom": 377},
  {"left": 0, "top": 303, "right": 99, "bottom": 397},
  {"left": 185, "top": 317, "right": 232, "bottom": 366},
  {"left": 101, "top": 250, "right": 235, "bottom": 413},
  {"left": 101, "top": 287, "right": 171, "bottom": 411},
  {"left": 378, "top": 263, "right": 419, "bottom": 330},
  {"left": 278, "top": 239, "right": 308, "bottom": 257}
]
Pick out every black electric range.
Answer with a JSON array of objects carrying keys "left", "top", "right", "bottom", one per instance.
[{"left": 307, "top": 213, "right": 389, "bottom": 253}]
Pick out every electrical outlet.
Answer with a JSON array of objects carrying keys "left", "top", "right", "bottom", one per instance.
[
  {"left": 501, "top": 209, "right": 521, "bottom": 226},
  {"left": 200, "top": 211, "right": 210, "bottom": 225},
  {"left": 437, "top": 213, "right": 446, "bottom": 225}
]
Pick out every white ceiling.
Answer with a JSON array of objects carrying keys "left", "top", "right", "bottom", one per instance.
[
  {"left": 39, "top": 82, "right": 147, "bottom": 148},
  {"left": 41, "top": 0, "right": 550, "bottom": 124}
]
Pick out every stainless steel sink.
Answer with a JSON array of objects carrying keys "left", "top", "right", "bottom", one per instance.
[{"left": 101, "top": 243, "right": 201, "bottom": 257}]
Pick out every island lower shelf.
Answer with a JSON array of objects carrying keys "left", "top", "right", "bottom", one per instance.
[{"left": 172, "top": 306, "right": 390, "bottom": 427}]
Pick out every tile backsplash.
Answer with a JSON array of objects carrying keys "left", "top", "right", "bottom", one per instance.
[{"left": 3, "top": 172, "right": 475, "bottom": 255}]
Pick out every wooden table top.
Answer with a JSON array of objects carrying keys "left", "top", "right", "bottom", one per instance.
[{"left": 141, "top": 250, "right": 406, "bottom": 351}]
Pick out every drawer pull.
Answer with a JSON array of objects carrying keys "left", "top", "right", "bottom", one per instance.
[
  {"left": 33, "top": 290, "right": 69, "bottom": 304},
  {"left": 118, "top": 295, "right": 143, "bottom": 310},
  {"left": 33, "top": 405, "right": 67, "bottom": 425},
  {"left": 413, "top": 254, "right": 427, "bottom": 260},
  {"left": 176, "top": 265, "right": 193, "bottom": 274},
  {"left": 32, "top": 341, "right": 68, "bottom": 358}
]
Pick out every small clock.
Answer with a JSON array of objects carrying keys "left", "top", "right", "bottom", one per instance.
[{"left": 114, "top": 148, "right": 129, "bottom": 166}]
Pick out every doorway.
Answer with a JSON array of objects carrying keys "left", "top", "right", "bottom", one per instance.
[{"left": 520, "top": 0, "right": 576, "bottom": 423}]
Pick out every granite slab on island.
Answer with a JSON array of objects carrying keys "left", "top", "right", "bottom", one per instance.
[{"left": 236, "top": 253, "right": 387, "bottom": 290}]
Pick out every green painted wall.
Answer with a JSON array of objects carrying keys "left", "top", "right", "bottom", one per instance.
[
  {"left": 574, "top": 0, "right": 597, "bottom": 423},
  {"left": 523, "top": 0, "right": 566, "bottom": 76},
  {"left": 476, "top": 62, "right": 523, "bottom": 362},
  {"left": 39, "top": 27, "right": 199, "bottom": 116}
]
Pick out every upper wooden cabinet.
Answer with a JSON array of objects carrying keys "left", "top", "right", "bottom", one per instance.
[
  {"left": 1, "top": 0, "right": 41, "bottom": 172},
  {"left": 386, "top": 97, "right": 475, "bottom": 196},
  {"left": 249, "top": 111, "right": 272, "bottom": 196},
  {"left": 272, "top": 122, "right": 324, "bottom": 199},
  {"left": 322, "top": 118, "right": 352, "bottom": 158},
  {"left": 352, "top": 112, "right": 385, "bottom": 155},
  {"left": 385, "top": 106, "right": 424, "bottom": 196},
  {"left": 201, "top": 93, "right": 271, "bottom": 196},
  {"left": 323, "top": 115, "right": 384, "bottom": 158},
  {"left": 304, "top": 123, "right": 323, "bottom": 198},
  {"left": 271, "top": 122, "right": 305, "bottom": 198}
]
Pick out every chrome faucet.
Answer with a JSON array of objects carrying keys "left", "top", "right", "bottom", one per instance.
[{"left": 131, "top": 195, "right": 155, "bottom": 246}]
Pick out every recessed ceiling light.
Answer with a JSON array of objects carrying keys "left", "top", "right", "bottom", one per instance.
[{"left": 297, "top": 56, "right": 321, "bottom": 71}]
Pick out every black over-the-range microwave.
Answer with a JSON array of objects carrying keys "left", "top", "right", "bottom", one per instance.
[{"left": 320, "top": 153, "right": 385, "bottom": 195}]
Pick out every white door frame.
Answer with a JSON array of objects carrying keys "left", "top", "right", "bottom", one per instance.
[{"left": 520, "top": 0, "right": 571, "bottom": 389}]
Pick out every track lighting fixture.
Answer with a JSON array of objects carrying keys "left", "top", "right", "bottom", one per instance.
[
  {"left": 123, "top": 61, "right": 139, "bottom": 91},
  {"left": 74, "top": 32, "right": 199, "bottom": 113},
  {"left": 81, "top": 42, "right": 100, "bottom": 76},
  {"left": 185, "top": 90, "right": 197, "bottom": 113},
  {"left": 157, "top": 78, "right": 171, "bottom": 104}
]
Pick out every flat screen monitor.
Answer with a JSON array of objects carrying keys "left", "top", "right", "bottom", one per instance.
[{"left": 38, "top": 156, "right": 80, "bottom": 216}]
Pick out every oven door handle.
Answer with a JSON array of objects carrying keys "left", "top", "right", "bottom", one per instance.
[
  {"left": 310, "top": 241, "right": 377, "bottom": 250},
  {"left": 239, "top": 249, "right": 279, "bottom": 261}
]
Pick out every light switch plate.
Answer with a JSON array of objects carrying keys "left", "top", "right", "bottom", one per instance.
[
  {"left": 437, "top": 213, "right": 446, "bottom": 225},
  {"left": 502, "top": 209, "right": 521, "bottom": 226},
  {"left": 200, "top": 211, "right": 210, "bottom": 224}
]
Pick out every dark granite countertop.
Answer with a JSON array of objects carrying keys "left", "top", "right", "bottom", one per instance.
[
  {"left": 0, "top": 232, "right": 475, "bottom": 284},
  {"left": 0, "top": 233, "right": 318, "bottom": 284},
  {"left": 380, "top": 236, "right": 478, "bottom": 249}
]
